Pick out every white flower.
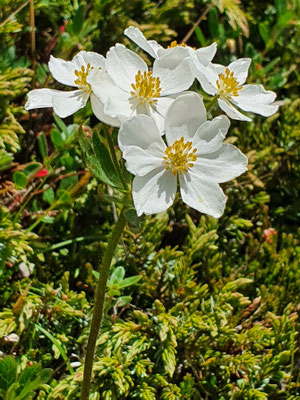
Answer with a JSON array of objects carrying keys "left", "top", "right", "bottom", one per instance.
[
  {"left": 25, "top": 51, "right": 118, "bottom": 125},
  {"left": 87, "top": 44, "right": 194, "bottom": 129},
  {"left": 118, "top": 92, "right": 248, "bottom": 218},
  {"left": 189, "top": 58, "right": 279, "bottom": 121},
  {"left": 124, "top": 26, "right": 217, "bottom": 67}
]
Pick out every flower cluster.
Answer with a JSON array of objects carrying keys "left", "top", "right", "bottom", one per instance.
[{"left": 25, "top": 27, "right": 279, "bottom": 218}]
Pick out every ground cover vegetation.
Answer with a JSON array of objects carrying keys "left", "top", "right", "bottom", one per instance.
[{"left": 0, "top": 0, "right": 299, "bottom": 399}]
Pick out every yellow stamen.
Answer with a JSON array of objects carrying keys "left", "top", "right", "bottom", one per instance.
[
  {"left": 74, "top": 63, "right": 94, "bottom": 92},
  {"left": 167, "top": 41, "right": 195, "bottom": 49},
  {"left": 216, "top": 68, "right": 242, "bottom": 97},
  {"left": 130, "top": 70, "right": 161, "bottom": 105},
  {"left": 163, "top": 137, "right": 197, "bottom": 175},
  {"left": 168, "top": 40, "right": 187, "bottom": 48}
]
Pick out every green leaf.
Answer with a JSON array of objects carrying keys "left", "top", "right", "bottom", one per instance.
[
  {"left": 15, "top": 367, "right": 52, "bottom": 400},
  {"left": 51, "top": 128, "right": 64, "bottom": 148},
  {"left": 0, "top": 150, "right": 13, "bottom": 171},
  {"left": 23, "top": 162, "right": 42, "bottom": 179},
  {"left": 72, "top": 5, "right": 85, "bottom": 35},
  {"left": 258, "top": 22, "right": 270, "bottom": 44},
  {"left": 194, "top": 26, "right": 206, "bottom": 46},
  {"left": 208, "top": 8, "right": 219, "bottom": 39},
  {"left": 275, "top": 0, "right": 287, "bottom": 17},
  {"left": 53, "top": 115, "right": 69, "bottom": 139},
  {"left": 43, "top": 187, "right": 55, "bottom": 204},
  {"left": 114, "top": 295, "right": 132, "bottom": 308},
  {"left": 38, "top": 132, "right": 48, "bottom": 159},
  {"left": 60, "top": 153, "right": 75, "bottom": 169},
  {"left": 109, "top": 266, "right": 125, "bottom": 284},
  {"left": 13, "top": 171, "right": 28, "bottom": 189},
  {"left": 57, "top": 189, "right": 72, "bottom": 204},
  {"left": 59, "top": 175, "right": 78, "bottom": 191},
  {"left": 34, "top": 324, "right": 73, "bottom": 375},
  {"left": 79, "top": 129, "right": 121, "bottom": 188},
  {"left": 0, "top": 356, "right": 17, "bottom": 391},
  {"left": 117, "top": 275, "right": 141, "bottom": 289},
  {"left": 92, "top": 131, "right": 122, "bottom": 188},
  {"left": 36, "top": 63, "right": 49, "bottom": 85},
  {"left": 41, "top": 215, "right": 55, "bottom": 224},
  {"left": 5, "top": 382, "right": 18, "bottom": 399},
  {"left": 18, "top": 365, "right": 40, "bottom": 388}
]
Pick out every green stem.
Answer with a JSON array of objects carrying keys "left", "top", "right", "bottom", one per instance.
[{"left": 80, "top": 208, "right": 126, "bottom": 400}]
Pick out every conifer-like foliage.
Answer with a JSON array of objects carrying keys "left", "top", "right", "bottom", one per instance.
[{"left": 0, "top": 0, "right": 299, "bottom": 399}]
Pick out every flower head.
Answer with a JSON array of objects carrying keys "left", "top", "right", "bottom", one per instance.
[
  {"left": 124, "top": 26, "right": 217, "bottom": 68},
  {"left": 25, "top": 51, "right": 117, "bottom": 125},
  {"left": 189, "top": 58, "right": 279, "bottom": 121},
  {"left": 88, "top": 44, "right": 194, "bottom": 129},
  {"left": 118, "top": 93, "right": 248, "bottom": 217}
]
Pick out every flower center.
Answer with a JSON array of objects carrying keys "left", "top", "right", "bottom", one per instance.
[
  {"left": 167, "top": 41, "right": 195, "bottom": 49},
  {"left": 74, "top": 63, "right": 93, "bottom": 92},
  {"left": 216, "top": 68, "right": 242, "bottom": 98},
  {"left": 168, "top": 41, "right": 187, "bottom": 48},
  {"left": 130, "top": 70, "right": 161, "bottom": 105},
  {"left": 163, "top": 137, "right": 197, "bottom": 175}
]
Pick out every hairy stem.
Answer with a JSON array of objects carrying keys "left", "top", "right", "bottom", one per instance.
[
  {"left": 80, "top": 208, "right": 126, "bottom": 400},
  {"left": 29, "top": 0, "right": 36, "bottom": 69}
]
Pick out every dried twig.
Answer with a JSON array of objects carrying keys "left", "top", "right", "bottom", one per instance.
[
  {"left": 181, "top": 5, "right": 212, "bottom": 44},
  {"left": 0, "top": 0, "right": 30, "bottom": 29}
]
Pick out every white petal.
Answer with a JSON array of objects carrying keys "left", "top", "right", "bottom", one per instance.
[
  {"left": 25, "top": 88, "right": 87, "bottom": 118},
  {"left": 124, "top": 26, "right": 162, "bottom": 58},
  {"left": 52, "top": 90, "right": 88, "bottom": 118},
  {"left": 154, "top": 96, "right": 175, "bottom": 119},
  {"left": 132, "top": 169, "right": 177, "bottom": 216},
  {"left": 193, "top": 143, "right": 248, "bottom": 183},
  {"left": 105, "top": 44, "right": 147, "bottom": 92},
  {"left": 153, "top": 56, "right": 194, "bottom": 95},
  {"left": 152, "top": 95, "right": 180, "bottom": 132},
  {"left": 232, "top": 84, "right": 278, "bottom": 117},
  {"left": 238, "top": 84, "right": 277, "bottom": 103},
  {"left": 179, "top": 172, "right": 226, "bottom": 218},
  {"left": 72, "top": 51, "right": 106, "bottom": 70},
  {"left": 90, "top": 93, "right": 121, "bottom": 127},
  {"left": 118, "top": 114, "right": 164, "bottom": 152},
  {"left": 165, "top": 92, "right": 206, "bottom": 145},
  {"left": 48, "top": 56, "right": 78, "bottom": 87},
  {"left": 218, "top": 98, "right": 251, "bottom": 122},
  {"left": 228, "top": 58, "right": 251, "bottom": 85},
  {"left": 147, "top": 104, "right": 165, "bottom": 133},
  {"left": 122, "top": 145, "right": 165, "bottom": 176},
  {"left": 195, "top": 42, "right": 217, "bottom": 66},
  {"left": 188, "top": 60, "right": 217, "bottom": 95},
  {"left": 192, "top": 115, "right": 230, "bottom": 153},
  {"left": 154, "top": 46, "right": 189, "bottom": 66},
  {"left": 25, "top": 88, "right": 61, "bottom": 109},
  {"left": 88, "top": 69, "right": 123, "bottom": 101},
  {"left": 88, "top": 69, "right": 133, "bottom": 119},
  {"left": 212, "top": 63, "right": 226, "bottom": 75},
  {"left": 104, "top": 93, "right": 134, "bottom": 120}
]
